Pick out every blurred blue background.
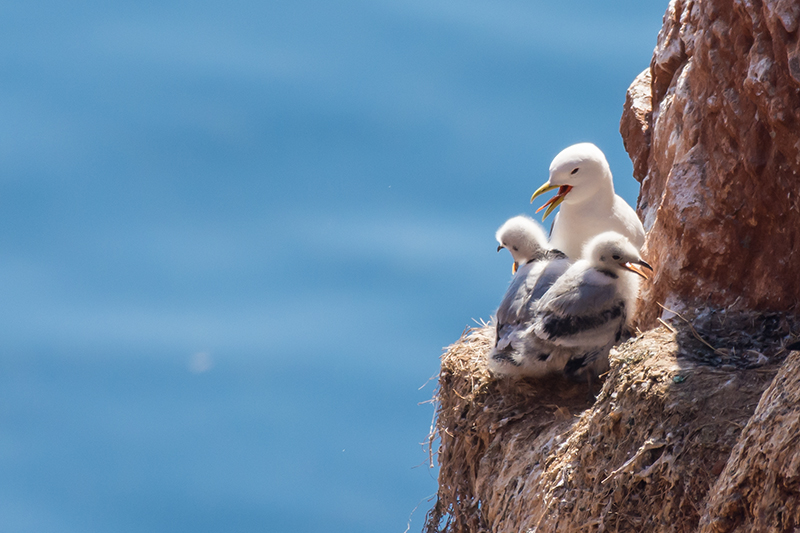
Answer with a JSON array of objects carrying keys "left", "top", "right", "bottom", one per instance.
[{"left": 0, "top": 1, "right": 666, "bottom": 531}]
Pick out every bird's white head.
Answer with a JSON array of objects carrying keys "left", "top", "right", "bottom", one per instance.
[
  {"left": 531, "top": 143, "right": 614, "bottom": 219},
  {"left": 583, "top": 231, "right": 653, "bottom": 279},
  {"left": 495, "top": 215, "right": 549, "bottom": 274},
  {"left": 548, "top": 143, "right": 613, "bottom": 203}
]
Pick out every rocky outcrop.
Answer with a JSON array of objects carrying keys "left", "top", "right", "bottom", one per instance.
[
  {"left": 425, "top": 0, "right": 800, "bottom": 531},
  {"left": 425, "top": 313, "right": 797, "bottom": 533},
  {"left": 698, "top": 348, "right": 800, "bottom": 533},
  {"left": 621, "top": 0, "right": 800, "bottom": 327}
]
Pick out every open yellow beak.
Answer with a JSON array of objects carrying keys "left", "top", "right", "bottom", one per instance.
[
  {"left": 530, "top": 182, "right": 559, "bottom": 203},
  {"left": 531, "top": 183, "right": 574, "bottom": 221},
  {"left": 622, "top": 260, "right": 654, "bottom": 280}
]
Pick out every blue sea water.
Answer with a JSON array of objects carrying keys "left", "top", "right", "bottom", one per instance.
[{"left": 0, "top": 1, "right": 667, "bottom": 531}]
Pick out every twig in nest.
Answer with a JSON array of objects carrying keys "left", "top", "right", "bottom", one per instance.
[
  {"left": 452, "top": 389, "right": 468, "bottom": 401},
  {"left": 657, "top": 302, "right": 725, "bottom": 355},
  {"left": 419, "top": 372, "right": 439, "bottom": 391},
  {"left": 657, "top": 317, "right": 677, "bottom": 333},
  {"left": 602, "top": 437, "right": 667, "bottom": 484}
]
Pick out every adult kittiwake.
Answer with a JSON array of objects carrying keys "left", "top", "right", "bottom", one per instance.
[
  {"left": 530, "top": 143, "right": 646, "bottom": 259},
  {"left": 489, "top": 216, "right": 572, "bottom": 377},
  {"left": 532, "top": 231, "right": 652, "bottom": 383}
]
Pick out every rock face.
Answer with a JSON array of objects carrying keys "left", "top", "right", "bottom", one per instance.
[
  {"left": 698, "top": 348, "right": 800, "bottom": 533},
  {"left": 621, "top": 0, "right": 800, "bottom": 327},
  {"left": 424, "top": 312, "right": 797, "bottom": 533},
  {"left": 425, "top": 1, "right": 800, "bottom": 532}
]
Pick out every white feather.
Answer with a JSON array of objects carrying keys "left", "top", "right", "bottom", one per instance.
[
  {"left": 489, "top": 216, "right": 572, "bottom": 377},
  {"left": 532, "top": 232, "right": 648, "bottom": 381},
  {"left": 538, "top": 143, "right": 645, "bottom": 259}
]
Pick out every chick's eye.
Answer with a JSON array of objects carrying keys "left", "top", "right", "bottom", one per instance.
[
  {"left": 512, "top": 246, "right": 519, "bottom": 251},
  {"left": 570, "top": 167, "right": 579, "bottom": 175},
  {"left": 612, "top": 254, "right": 621, "bottom": 261}
]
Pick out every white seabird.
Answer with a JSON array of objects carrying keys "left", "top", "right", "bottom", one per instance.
[
  {"left": 532, "top": 231, "right": 652, "bottom": 383},
  {"left": 489, "top": 216, "right": 573, "bottom": 377},
  {"left": 494, "top": 215, "right": 552, "bottom": 274},
  {"left": 530, "top": 143, "right": 646, "bottom": 259}
]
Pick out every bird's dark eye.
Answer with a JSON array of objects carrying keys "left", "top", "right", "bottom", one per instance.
[
  {"left": 612, "top": 254, "right": 621, "bottom": 261},
  {"left": 570, "top": 167, "right": 579, "bottom": 175},
  {"left": 512, "top": 246, "right": 519, "bottom": 251}
]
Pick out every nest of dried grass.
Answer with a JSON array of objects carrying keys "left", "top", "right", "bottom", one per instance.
[{"left": 424, "top": 311, "right": 799, "bottom": 533}]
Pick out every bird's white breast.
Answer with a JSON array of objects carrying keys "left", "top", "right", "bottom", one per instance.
[{"left": 550, "top": 196, "right": 645, "bottom": 259}]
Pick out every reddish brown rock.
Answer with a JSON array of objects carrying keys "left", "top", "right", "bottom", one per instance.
[
  {"left": 620, "top": 68, "right": 652, "bottom": 182},
  {"left": 698, "top": 349, "right": 800, "bottom": 533},
  {"left": 425, "top": 316, "right": 796, "bottom": 533},
  {"left": 426, "top": 2, "right": 800, "bottom": 532},
  {"left": 620, "top": 0, "right": 800, "bottom": 327}
]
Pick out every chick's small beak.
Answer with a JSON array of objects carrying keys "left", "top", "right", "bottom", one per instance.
[
  {"left": 497, "top": 244, "right": 504, "bottom": 252},
  {"left": 512, "top": 262, "right": 519, "bottom": 274},
  {"left": 622, "top": 260, "right": 653, "bottom": 280}
]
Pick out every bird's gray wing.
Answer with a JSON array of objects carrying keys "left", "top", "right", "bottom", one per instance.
[
  {"left": 526, "top": 255, "right": 570, "bottom": 304},
  {"left": 500, "top": 255, "right": 567, "bottom": 326},
  {"left": 533, "top": 273, "right": 625, "bottom": 348},
  {"left": 494, "top": 263, "right": 532, "bottom": 350},
  {"left": 495, "top": 262, "right": 534, "bottom": 328}
]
